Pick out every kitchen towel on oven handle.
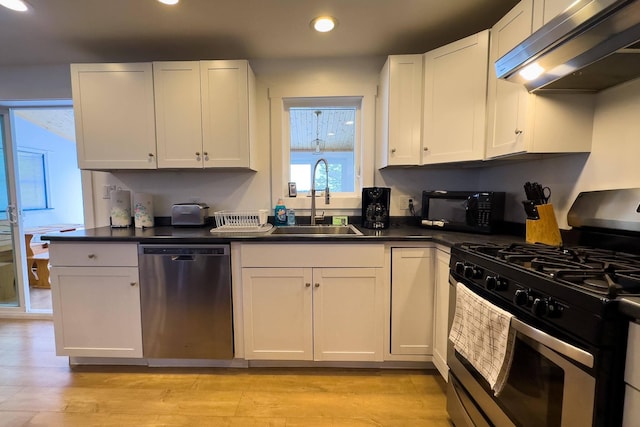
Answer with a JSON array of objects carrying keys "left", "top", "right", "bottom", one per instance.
[{"left": 449, "top": 282, "right": 516, "bottom": 395}]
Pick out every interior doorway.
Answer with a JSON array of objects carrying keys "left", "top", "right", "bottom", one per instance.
[{"left": 0, "top": 106, "right": 84, "bottom": 314}]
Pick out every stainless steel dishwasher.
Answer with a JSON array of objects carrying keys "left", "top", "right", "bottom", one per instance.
[{"left": 138, "top": 244, "right": 233, "bottom": 359}]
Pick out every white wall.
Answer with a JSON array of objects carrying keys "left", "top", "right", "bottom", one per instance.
[
  {"left": 479, "top": 78, "right": 640, "bottom": 229},
  {"left": 0, "top": 65, "right": 71, "bottom": 101},
  {"left": 89, "top": 57, "right": 388, "bottom": 226},
  {"left": 3, "top": 60, "right": 639, "bottom": 229}
]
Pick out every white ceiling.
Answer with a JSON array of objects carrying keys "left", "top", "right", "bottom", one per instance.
[
  {"left": 14, "top": 108, "right": 76, "bottom": 142},
  {"left": 0, "top": 0, "right": 518, "bottom": 66}
]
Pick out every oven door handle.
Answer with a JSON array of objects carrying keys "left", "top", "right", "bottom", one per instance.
[{"left": 511, "top": 317, "right": 594, "bottom": 369}]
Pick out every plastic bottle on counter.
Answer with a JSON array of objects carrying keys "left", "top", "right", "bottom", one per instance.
[
  {"left": 274, "top": 199, "right": 287, "bottom": 225},
  {"left": 287, "top": 208, "right": 296, "bottom": 225}
]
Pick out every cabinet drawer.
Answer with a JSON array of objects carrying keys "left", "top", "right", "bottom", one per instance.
[
  {"left": 240, "top": 243, "right": 384, "bottom": 268},
  {"left": 49, "top": 242, "right": 138, "bottom": 267},
  {"left": 626, "top": 321, "right": 640, "bottom": 389}
]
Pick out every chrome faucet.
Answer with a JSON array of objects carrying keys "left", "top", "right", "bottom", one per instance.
[{"left": 310, "top": 158, "right": 330, "bottom": 225}]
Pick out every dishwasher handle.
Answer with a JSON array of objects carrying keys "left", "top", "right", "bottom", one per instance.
[
  {"left": 139, "top": 245, "right": 230, "bottom": 257},
  {"left": 171, "top": 255, "right": 195, "bottom": 261}
]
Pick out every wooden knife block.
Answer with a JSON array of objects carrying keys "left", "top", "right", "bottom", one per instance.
[{"left": 526, "top": 203, "right": 563, "bottom": 247}]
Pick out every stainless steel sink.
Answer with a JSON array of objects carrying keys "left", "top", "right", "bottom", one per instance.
[{"left": 271, "top": 224, "right": 363, "bottom": 236}]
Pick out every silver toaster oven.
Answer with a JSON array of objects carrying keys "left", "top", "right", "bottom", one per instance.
[{"left": 171, "top": 203, "right": 210, "bottom": 226}]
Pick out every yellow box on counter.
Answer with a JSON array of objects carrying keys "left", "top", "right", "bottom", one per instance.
[{"left": 526, "top": 203, "right": 563, "bottom": 247}]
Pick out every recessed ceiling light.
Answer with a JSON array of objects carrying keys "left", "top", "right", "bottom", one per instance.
[
  {"left": 0, "top": 0, "right": 29, "bottom": 12},
  {"left": 158, "top": 0, "right": 179, "bottom": 5},
  {"left": 311, "top": 16, "right": 337, "bottom": 33}
]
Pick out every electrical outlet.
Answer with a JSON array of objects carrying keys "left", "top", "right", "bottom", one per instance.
[
  {"left": 102, "top": 185, "right": 116, "bottom": 199},
  {"left": 398, "top": 195, "right": 415, "bottom": 211}
]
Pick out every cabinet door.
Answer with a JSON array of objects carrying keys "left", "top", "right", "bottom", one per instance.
[
  {"left": 153, "top": 61, "right": 204, "bottom": 168},
  {"left": 423, "top": 30, "right": 488, "bottom": 164},
  {"left": 534, "top": 0, "right": 576, "bottom": 30},
  {"left": 432, "top": 247, "right": 451, "bottom": 381},
  {"left": 50, "top": 266, "right": 142, "bottom": 357},
  {"left": 486, "top": 0, "right": 534, "bottom": 158},
  {"left": 70, "top": 63, "right": 157, "bottom": 169},
  {"left": 378, "top": 55, "right": 423, "bottom": 167},
  {"left": 314, "top": 268, "right": 384, "bottom": 362},
  {"left": 200, "top": 60, "right": 255, "bottom": 168},
  {"left": 390, "top": 248, "right": 434, "bottom": 356},
  {"left": 242, "top": 267, "right": 313, "bottom": 360}
]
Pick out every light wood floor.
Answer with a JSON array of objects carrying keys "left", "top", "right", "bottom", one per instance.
[{"left": 0, "top": 319, "right": 451, "bottom": 426}]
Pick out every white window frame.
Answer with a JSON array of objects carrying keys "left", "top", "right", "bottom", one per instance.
[
  {"left": 17, "top": 148, "right": 51, "bottom": 211},
  {"left": 269, "top": 85, "right": 375, "bottom": 212}
]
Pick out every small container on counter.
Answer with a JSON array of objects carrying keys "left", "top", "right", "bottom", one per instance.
[{"left": 287, "top": 208, "right": 296, "bottom": 225}]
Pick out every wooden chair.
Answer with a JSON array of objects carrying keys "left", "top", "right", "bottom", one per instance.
[{"left": 25, "top": 234, "right": 50, "bottom": 288}]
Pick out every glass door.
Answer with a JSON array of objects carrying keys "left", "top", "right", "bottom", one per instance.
[{"left": 0, "top": 109, "right": 28, "bottom": 311}]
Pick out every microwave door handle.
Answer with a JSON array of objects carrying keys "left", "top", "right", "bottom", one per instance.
[{"left": 511, "top": 318, "right": 594, "bottom": 368}]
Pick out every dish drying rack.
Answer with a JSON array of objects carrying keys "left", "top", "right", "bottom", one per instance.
[{"left": 211, "top": 210, "right": 272, "bottom": 233}]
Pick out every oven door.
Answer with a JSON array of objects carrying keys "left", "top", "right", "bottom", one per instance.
[{"left": 447, "top": 276, "right": 596, "bottom": 427}]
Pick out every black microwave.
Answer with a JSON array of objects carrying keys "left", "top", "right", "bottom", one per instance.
[{"left": 421, "top": 190, "right": 506, "bottom": 234}]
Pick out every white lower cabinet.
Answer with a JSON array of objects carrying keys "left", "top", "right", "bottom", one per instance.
[
  {"left": 240, "top": 243, "right": 385, "bottom": 362},
  {"left": 432, "top": 245, "right": 451, "bottom": 381},
  {"left": 390, "top": 247, "right": 434, "bottom": 356},
  {"left": 49, "top": 243, "right": 142, "bottom": 358},
  {"left": 388, "top": 245, "right": 450, "bottom": 380},
  {"left": 243, "top": 267, "right": 384, "bottom": 362}
]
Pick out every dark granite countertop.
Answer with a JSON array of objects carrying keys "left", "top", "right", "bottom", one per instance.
[{"left": 41, "top": 221, "right": 523, "bottom": 247}]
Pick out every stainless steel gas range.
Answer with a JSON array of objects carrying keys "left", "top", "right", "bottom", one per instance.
[{"left": 446, "top": 189, "right": 640, "bottom": 427}]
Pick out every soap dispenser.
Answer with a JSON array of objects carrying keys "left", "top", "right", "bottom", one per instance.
[{"left": 274, "top": 199, "right": 287, "bottom": 226}]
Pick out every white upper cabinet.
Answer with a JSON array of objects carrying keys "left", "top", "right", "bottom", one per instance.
[
  {"left": 71, "top": 63, "right": 157, "bottom": 169},
  {"left": 377, "top": 55, "right": 424, "bottom": 167},
  {"left": 72, "top": 60, "right": 256, "bottom": 170},
  {"left": 201, "top": 60, "right": 256, "bottom": 169},
  {"left": 153, "top": 61, "right": 204, "bottom": 168},
  {"left": 533, "top": 0, "right": 577, "bottom": 30},
  {"left": 422, "top": 30, "right": 489, "bottom": 164},
  {"left": 485, "top": 0, "right": 594, "bottom": 159}
]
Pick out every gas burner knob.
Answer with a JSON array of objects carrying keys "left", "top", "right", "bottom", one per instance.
[
  {"left": 485, "top": 276, "right": 508, "bottom": 291},
  {"left": 464, "top": 265, "right": 482, "bottom": 279},
  {"left": 546, "top": 300, "right": 562, "bottom": 318},
  {"left": 532, "top": 298, "right": 549, "bottom": 317},
  {"left": 455, "top": 262, "right": 465, "bottom": 275},
  {"left": 514, "top": 289, "right": 529, "bottom": 306}
]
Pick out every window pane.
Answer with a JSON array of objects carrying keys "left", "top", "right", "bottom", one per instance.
[
  {"left": 290, "top": 164, "right": 311, "bottom": 191},
  {"left": 289, "top": 107, "right": 356, "bottom": 193},
  {"left": 17, "top": 151, "right": 48, "bottom": 210}
]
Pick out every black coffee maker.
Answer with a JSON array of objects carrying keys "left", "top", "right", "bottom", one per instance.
[{"left": 361, "top": 187, "right": 391, "bottom": 229}]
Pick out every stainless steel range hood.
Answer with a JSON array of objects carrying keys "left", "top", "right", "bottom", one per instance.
[{"left": 495, "top": 0, "right": 640, "bottom": 93}]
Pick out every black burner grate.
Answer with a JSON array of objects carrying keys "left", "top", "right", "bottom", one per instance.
[{"left": 461, "top": 242, "right": 640, "bottom": 298}]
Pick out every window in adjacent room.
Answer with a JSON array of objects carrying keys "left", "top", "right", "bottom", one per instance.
[{"left": 17, "top": 150, "right": 49, "bottom": 210}]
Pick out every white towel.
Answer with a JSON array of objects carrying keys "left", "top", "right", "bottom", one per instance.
[{"left": 449, "top": 282, "right": 516, "bottom": 395}]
